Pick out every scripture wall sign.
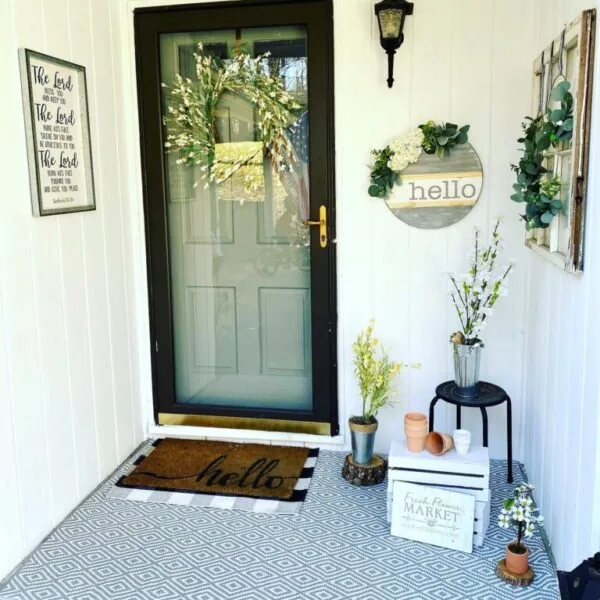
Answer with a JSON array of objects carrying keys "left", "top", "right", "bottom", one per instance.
[
  {"left": 19, "top": 49, "right": 95, "bottom": 216},
  {"left": 391, "top": 481, "right": 475, "bottom": 553},
  {"left": 386, "top": 142, "right": 483, "bottom": 229}
]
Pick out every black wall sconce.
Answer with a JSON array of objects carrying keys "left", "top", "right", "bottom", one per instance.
[{"left": 374, "top": 0, "right": 414, "bottom": 88}]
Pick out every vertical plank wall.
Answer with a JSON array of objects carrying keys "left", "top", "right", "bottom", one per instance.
[
  {"left": 0, "top": 0, "right": 143, "bottom": 580},
  {"left": 334, "top": 0, "right": 534, "bottom": 459},
  {"left": 522, "top": 0, "right": 600, "bottom": 571},
  {"left": 4, "top": 0, "right": 596, "bottom": 580}
]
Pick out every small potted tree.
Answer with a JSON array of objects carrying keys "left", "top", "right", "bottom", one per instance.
[
  {"left": 350, "top": 321, "right": 403, "bottom": 465},
  {"left": 498, "top": 483, "right": 544, "bottom": 576}
]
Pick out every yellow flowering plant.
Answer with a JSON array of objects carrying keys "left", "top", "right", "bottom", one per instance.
[{"left": 352, "top": 321, "right": 403, "bottom": 424}]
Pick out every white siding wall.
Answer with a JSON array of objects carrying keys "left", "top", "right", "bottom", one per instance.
[
  {"left": 335, "top": 0, "right": 534, "bottom": 461},
  {"left": 0, "top": 0, "right": 144, "bottom": 580},
  {"left": 522, "top": 0, "right": 600, "bottom": 571},
  {"left": 6, "top": 0, "right": 595, "bottom": 581},
  {"left": 132, "top": 0, "right": 536, "bottom": 458}
]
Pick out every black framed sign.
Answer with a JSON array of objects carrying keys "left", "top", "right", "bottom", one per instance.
[{"left": 19, "top": 49, "right": 96, "bottom": 216}]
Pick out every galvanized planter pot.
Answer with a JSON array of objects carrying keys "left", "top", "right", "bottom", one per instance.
[
  {"left": 453, "top": 343, "right": 483, "bottom": 397},
  {"left": 348, "top": 418, "right": 378, "bottom": 465}
]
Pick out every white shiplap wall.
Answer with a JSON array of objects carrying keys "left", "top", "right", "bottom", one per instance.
[
  {"left": 0, "top": 0, "right": 144, "bottom": 580},
  {"left": 132, "top": 0, "right": 536, "bottom": 457},
  {"left": 331, "top": 0, "right": 534, "bottom": 458},
  {"left": 7, "top": 0, "right": 594, "bottom": 581},
  {"left": 522, "top": 0, "right": 600, "bottom": 571}
]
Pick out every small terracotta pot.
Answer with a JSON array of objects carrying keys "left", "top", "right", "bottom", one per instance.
[
  {"left": 505, "top": 542, "right": 529, "bottom": 575},
  {"left": 425, "top": 432, "right": 454, "bottom": 456},
  {"left": 404, "top": 413, "right": 428, "bottom": 453},
  {"left": 404, "top": 412, "right": 427, "bottom": 426}
]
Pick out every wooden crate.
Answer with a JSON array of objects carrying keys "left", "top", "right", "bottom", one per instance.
[
  {"left": 387, "top": 440, "right": 490, "bottom": 502},
  {"left": 386, "top": 440, "right": 491, "bottom": 547}
]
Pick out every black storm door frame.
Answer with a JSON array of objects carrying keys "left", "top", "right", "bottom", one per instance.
[{"left": 135, "top": 0, "right": 338, "bottom": 435}]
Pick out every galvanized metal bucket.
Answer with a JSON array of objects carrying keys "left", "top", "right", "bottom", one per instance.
[
  {"left": 453, "top": 343, "right": 483, "bottom": 397},
  {"left": 349, "top": 418, "right": 378, "bottom": 465}
]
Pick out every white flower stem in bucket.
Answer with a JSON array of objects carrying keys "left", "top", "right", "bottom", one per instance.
[
  {"left": 453, "top": 343, "right": 483, "bottom": 396},
  {"left": 448, "top": 220, "right": 512, "bottom": 393}
]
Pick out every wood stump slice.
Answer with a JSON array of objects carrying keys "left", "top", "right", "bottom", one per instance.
[
  {"left": 495, "top": 560, "right": 535, "bottom": 586},
  {"left": 342, "top": 454, "right": 387, "bottom": 486}
]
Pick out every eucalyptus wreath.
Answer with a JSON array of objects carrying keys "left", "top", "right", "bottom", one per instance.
[
  {"left": 162, "top": 43, "right": 301, "bottom": 186},
  {"left": 510, "top": 80, "right": 574, "bottom": 230},
  {"left": 368, "top": 121, "right": 470, "bottom": 199}
]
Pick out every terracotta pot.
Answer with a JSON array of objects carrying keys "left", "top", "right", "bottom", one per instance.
[
  {"left": 404, "top": 412, "right": 428, "bottom": 453},
  {"left": 404, "top": 412, "right": 427, "bottom": 428},
  {"left": 425, "top": 432, "right": 454, "bottom": 456},
  {"left": 406, "top": 435, "right": 427, "bottom": 453},
  {"left": 505, "top": 542, "right": 529, "bottom": 575}
]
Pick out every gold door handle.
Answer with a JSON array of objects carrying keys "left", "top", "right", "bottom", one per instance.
[{"left": 302, "top": 205, "right": 327, "bottom": 248}]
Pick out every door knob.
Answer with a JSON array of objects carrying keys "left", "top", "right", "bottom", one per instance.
[{"left": 302, "top": 205, "right": 327, "bottom": 248}]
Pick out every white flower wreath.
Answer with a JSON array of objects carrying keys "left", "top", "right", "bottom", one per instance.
[{"left": 162, "top": 43, "right": 301, "bottom": 188}]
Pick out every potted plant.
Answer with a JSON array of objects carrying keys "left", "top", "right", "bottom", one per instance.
[
  {"left": 498, "top": 483, "right": 544, "bottom": 575},
  {"left": 351, "top": 321, "right": 403, "bottom": 465},
  {"left": 448, "top": 220, "right": 512, "bottom": 396}
]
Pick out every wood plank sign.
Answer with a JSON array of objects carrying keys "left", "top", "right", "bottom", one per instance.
[
  {"left": 19, "top": 49, "right": 95, "bottom": 216},
  {"left": 390, "top": 481, "right": 475, "bottom": 553},
  {"left": 386, "top": 143, "right": 483, "bottom": 229}
]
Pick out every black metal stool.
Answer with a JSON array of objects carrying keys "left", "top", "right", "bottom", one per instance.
[{"left": 429, "top": 381, "right": 513, "bottom": 483}]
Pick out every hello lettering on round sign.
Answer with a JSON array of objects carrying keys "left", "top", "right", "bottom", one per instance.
[{"left": 385, "top": 142, "right": 483, "bottom": 229}]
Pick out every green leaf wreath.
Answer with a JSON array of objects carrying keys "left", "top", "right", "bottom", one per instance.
[
  {"left": 368, "top": 121, "right": 470, "bottom": 199},
  {"left": 162, "top": 44, "right": 301, "bottom": 187},
  {"left": 510, "top": 80, "right": 573, "bottom": 230}
]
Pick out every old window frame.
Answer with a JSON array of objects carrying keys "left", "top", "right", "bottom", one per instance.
[{"left": 525, "top": 10, "right": 596, "bottom": 273}]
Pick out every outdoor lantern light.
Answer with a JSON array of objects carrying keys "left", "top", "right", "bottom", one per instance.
[{"left": 374, "top": 0, "right": 414, "bottom": 88}]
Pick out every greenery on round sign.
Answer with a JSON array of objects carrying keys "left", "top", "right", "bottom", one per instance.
[{"left": 368, "top": 121, "right": 470, "bottom": 199}]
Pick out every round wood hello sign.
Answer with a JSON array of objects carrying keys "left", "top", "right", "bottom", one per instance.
[{"left": 385, "top": 142, "right": 483, "bottom": 229}]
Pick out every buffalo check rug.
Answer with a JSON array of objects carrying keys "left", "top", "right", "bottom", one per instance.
[
  {"left": 107, "top": 438, "right": 318, "bottom": 515},
  {"left": 0, "top": 441, "right": 559, "bottom": 600}
]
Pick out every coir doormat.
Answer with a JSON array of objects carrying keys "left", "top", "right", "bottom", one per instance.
[{"left": 108, "top": 438, "right": 319, "bottom": 514}]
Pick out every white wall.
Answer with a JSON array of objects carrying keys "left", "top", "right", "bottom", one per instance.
[
  {"left": 335, "top": 0, "right": 534, "bottom": 460},
  {"left": 3, "top": 0, "right": 586, "bottom": 581},
  {"left": 0, "top": 0, "right": 144, "bottom": 581},
  {"left": 130, "top": 0, "right": 535, "bottom": 459},
  {"left": 522, "top": 0, "right": 600, "bottom": 571}
]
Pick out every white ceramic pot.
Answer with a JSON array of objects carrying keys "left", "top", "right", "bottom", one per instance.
[{"left": 453, "top": 429, "right": 471, "bottom": 455}]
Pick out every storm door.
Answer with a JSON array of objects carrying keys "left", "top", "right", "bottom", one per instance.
[{"left": 135, "top": 0, "right": 337, "bottom": 435}]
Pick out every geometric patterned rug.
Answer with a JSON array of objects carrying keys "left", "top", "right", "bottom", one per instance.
[
  {"left": 108, "top": 440, "right": 319, "bottom": 514},
  {"left": 0, "top": 441, "right": 560, "bottom": 599}
]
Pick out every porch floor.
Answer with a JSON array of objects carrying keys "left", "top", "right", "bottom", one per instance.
[{"left": 0, "top": 443, "right": 559, "bottom": 600}]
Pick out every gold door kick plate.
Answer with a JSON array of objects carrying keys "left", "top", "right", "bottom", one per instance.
[{"left": 159, "top": 413, "right": 332, "bottom": 436}]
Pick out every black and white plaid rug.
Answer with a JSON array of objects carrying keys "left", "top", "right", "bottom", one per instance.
[{"left": 107, "top": 441, "right": 319, "bottom": 515}]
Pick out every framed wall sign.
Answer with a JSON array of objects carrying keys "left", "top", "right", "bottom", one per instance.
[
  {"left": 19, "top": 49, "right": 96, "bottom": 216},
  {"left": 390, "top": 481, "right": 475, "bottom": 553}
]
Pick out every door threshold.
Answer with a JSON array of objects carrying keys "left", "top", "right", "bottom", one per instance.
[
  {"left": 158, "top": 412, "right": 331, "bottom": 435},
  {"left": 150, "top": 422, "right": 345, "bottom": 446}
]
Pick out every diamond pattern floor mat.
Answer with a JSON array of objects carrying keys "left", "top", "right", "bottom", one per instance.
[{"left": 0, "top": 441, "right": 559, "bottom": 600}]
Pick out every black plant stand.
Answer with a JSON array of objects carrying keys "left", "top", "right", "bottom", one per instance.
[{"left": 429, "top": 381, "right": 513, "bottom": 483}]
